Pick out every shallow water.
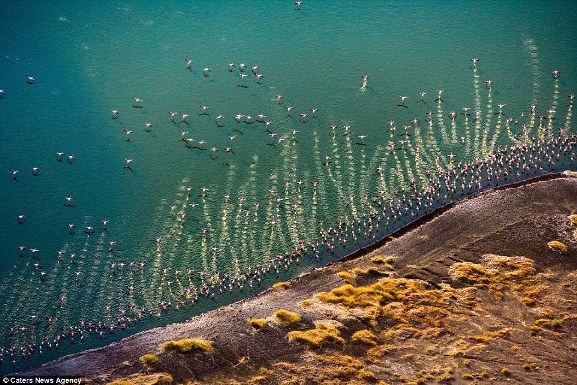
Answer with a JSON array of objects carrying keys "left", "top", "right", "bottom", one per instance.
[{"left": 1, "top": 0, "right": 576, "bottom": 373}]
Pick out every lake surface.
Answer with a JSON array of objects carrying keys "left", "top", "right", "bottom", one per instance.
[{"left": 1, "top": 0, "right": 576, "bottom": 373}]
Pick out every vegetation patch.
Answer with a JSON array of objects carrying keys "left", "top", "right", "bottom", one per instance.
[
  {"left": 448, "top": 254, "right": 544, "bottom": 302},
  {"left": 317, "top": 277, "right": 424, "bottom": 309},
  {"left": 161, "top": 338, "right": 214, "bottom": 354},
  {"left": 272, "top": 281, "right": 291, "bottom": 290},
  {"left": 569, "top": 214, "right": 577, "bottom": 226},
  {"left": 272, "top": 352, "right": 366, "bottom": 384},
  {"left": 274, "top": 309, "right": 302, "bottom": 327},
  {"left": 287, "top": 321, "right": 345, "bottom": 348},
  {"left": 351, "top": 266, "right": 390, "bottom": 276},
  {"left": 249, "top": 318, "right": 268, "bottom": 330},
  {"left": 139, "top": 354, "right": 162, "bottom": 371},
  {"left": 469, "top": 327, "right": 515, "bottom": 343},
  {"left": 371, "top": 255, "right": 395, "bottom": 270},
  {"left": 548, "top": 240, "right": 568, "bottom": 253},
  {"left": 336, "top": 270, "right": 356, "bottom": 285},
  {"left": 351, "top": 329, "right": 379, "bottom": 346}
]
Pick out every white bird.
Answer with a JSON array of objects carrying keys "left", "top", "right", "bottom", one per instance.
[
  {"left": 238, "top": 73, "right": 249, "bottom": 87},
  {"left": 123, "top": 129, "right": 134, "bottom": 141},
  {"left": 185, "top": 58, "right": 193, "bottom": 70},
  {"left": 552, "top": 69, "right": 560, "bottom": 79},
  {"left": 202, "top": 68, "right": 211, "bottom": 77},
  {"left": 64, "top": 196, "right": 75, "bottom": 207},
  {"left": 132, "top": 97, "right": 143, "bottom": 108},
  {"left": 26, "top": 76, "right": 36, "bottom": 84},
  {"left": 227, "top": 62, "right": 235, "bottom": 71},
  {"left": 124, "top": 158, "right": 134, "bottom": 170}
]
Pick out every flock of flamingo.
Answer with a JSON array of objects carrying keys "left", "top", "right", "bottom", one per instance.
[{"left": 1, "top": 37, "right": 576, "bottom": 372}]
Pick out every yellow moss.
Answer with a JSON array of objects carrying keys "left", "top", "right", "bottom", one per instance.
[
  {"left": 287, "top": 321, "right": 345, "bottom": 348},
  {"left": 371, "top": 255, "right": 395, "bottom": 269},
  {"left": 469, "top": 327, "right": 514, "bottom": 343},
  {"left": 548, "top": 240, "right": 568, "bottom": 253},
  {"left": 351, "top": 329, "right": 379, "bottom": 346},
  {"left": 272, "top": 352, "right": 365, "bottom": 383},
  {"left": 434, "top": 373, "right": 454, "bottom": 383},
  {"left": 425, "top": 345, "right": 437, "bottom": 355},
  {"left": 272, "top": 281, "right": 291, "bottom": 290},
  {"left": 249, "top": 318, "right": 268, "bottom": 330},
  {"left": 107, "top": 381, "right": 135, "bottom": 385},
  {"left": 356, "top": 368, "right": 377, "bottom": 380},
  {"left": 233, "top": 356, "right": 250, "bottom": 368},
  {"left": 317, "top": 277, "right": 424, "bottom": 309},
  {"left": 247, "top": 375, "right": 267, "bottom": 384},
  {"left": 274, "top": 309, "right": 302, "bottom": 326},
  {"left": 523, "top": 362, "right": 538, "bottom": 371},
  {"left": 533, "top": 317, "right": 565, "bottom": 331},
  {"left": 501, "top": 367, "right": 511, "bottom": 376},
  {"left": 161, "top": 338, "right": 214, "bottom": 354},
  {"left": 351, "top": 266, "right": 390, "bottom": 276},
  {"left": 448, "top": 262, "right": 491, "bottom": 284},
  {"left": 336, "top": 270, "right": 356, "bottom": 285},
  {"left": 569, "top": 214, "right": 577, "bottom": 226},
  {"left": 140, "top": 354, "right": 162, "bottom": 371},
  {"left": 299, "top": 299, "right": 313, "bottom": 307},
  {"left": 449, "top": 255, "right": 543, "bottom": 302},
  {"left": 445, "top": 339, "right": 469, "bottom": 357}
]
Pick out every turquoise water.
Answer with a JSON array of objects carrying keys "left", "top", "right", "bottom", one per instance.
[{"left": 1, "top": 0, "right": 576, "bottom": 373}]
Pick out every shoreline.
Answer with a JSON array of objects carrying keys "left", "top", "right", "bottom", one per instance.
[{"left": 16, "top": 171, "right": 577, "bottom": 380}]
